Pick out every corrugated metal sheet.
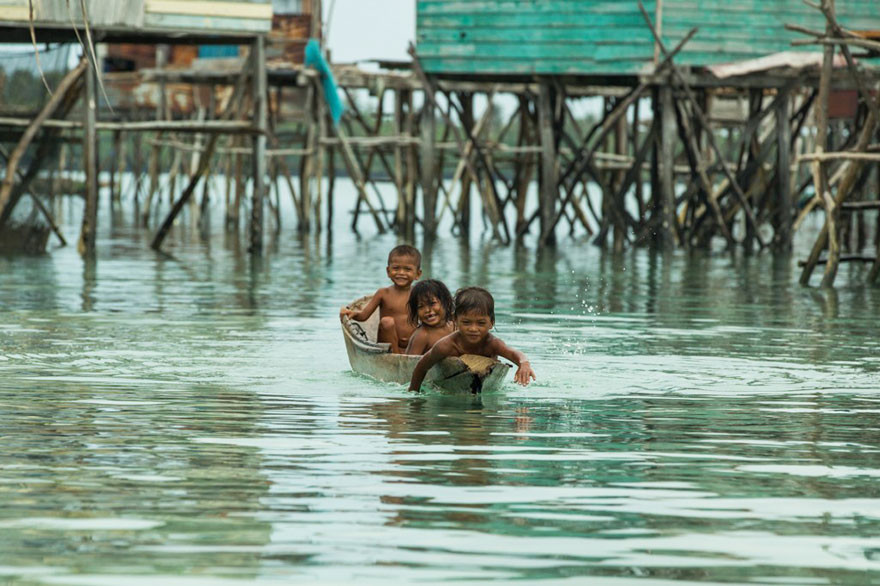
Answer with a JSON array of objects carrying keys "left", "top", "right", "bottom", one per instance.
[{"left": 416, "top": 0, "right": 880, "bottom": 77}]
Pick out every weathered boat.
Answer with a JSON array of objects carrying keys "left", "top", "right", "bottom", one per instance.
[{"left": 340, "top": 296, "right": 510, "bottom": 393}]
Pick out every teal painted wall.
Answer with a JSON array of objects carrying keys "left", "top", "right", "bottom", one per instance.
[{"left": 416, "top": 0, "right": 880, "bottom": 76}]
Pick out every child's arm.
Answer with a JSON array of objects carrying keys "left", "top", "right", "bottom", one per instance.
[
  {"left": 493, "top": 338, "right": 536, "bottom": 386},
  {"left": 408, "top": 340, "right": 452, "bottom": 391},
  {"left": 340, "top": 289, "right": 383, "bottom": 321}
]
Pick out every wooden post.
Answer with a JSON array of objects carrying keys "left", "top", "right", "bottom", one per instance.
[
  {"left": 744, "top": 88, "right": 761, "bottom": 253},
  {"left": 537, "top": 81, "right": 557, "bottom": 246},
  {"left": 775, "top": 87, "right": 792, "bottom": 250},
  {"left": 132, "top": 130, "right": 143, "bottom": 216},
  {"left": 250, "top": 36, "right": 268, "bottom": 253},
  {"left": 315, "top": 83, "right": 326, "bottom": 232},
  {"left": 404, "top": 90, "right": 417, "bottom": 240},
  {"left": 327, "top": 145, "right": 336, "bottom": 231},
  {"left": 393, "top": 89, "right": 406, "bottom": 232},
  {"left": 79, "top": 62, "right": 99, "bottom": 256},
  {"left": 614, "top": 104, "right": 628, "bottom": 253},
  {"left": 658, "top": 84, "right": 677, "bottom": 248},
  {"left": 459, "top": 93, "right": 475, "bottom": 237},
  {"left": 110, "top": 129, "right": 123, "bottom": 204},
  {"left": 514, "top": 95, "right": 532, "bottom": 237},
  {"left": 421, "top": 93, "right": 438, "bottom": 238},
  {"left": 232, "top": 150, "right": 244, "bottom": 230},
  {"left": 302, "top": 83, "right": 315, "bottom": 233}
]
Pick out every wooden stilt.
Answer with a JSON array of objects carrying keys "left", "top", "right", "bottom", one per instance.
[
  {"left": 327, "top": 145, "right": 336, "bottom": 231},
  {"left": 232, "top": 150, "right": 244, "bottom": 230},
  {"left": 459, "top": 92, "right": 475, "bottom": 236},
  {"left": 775, "top": 87, "right": 793, "bottom": 249},
  {"left": 393, "top": 89, "right": 406, "bottom": 232},
  {"left": 79, "top": 62, "right": 99, "bottom": 256},
  {"left": 250, "top": 36, "right": 268, "bottom": 252},
  {"left": 421, "top": 94, "right": 438, "bottom": 238},
  {"left": 404, "top": 90, "right": 417, "bottom": 240},
  {"left": 537, "top": 81, "right": 558, "bottom": 246},
  {"left": 613, "top": 105, "right": 628, "bottom": 252},
  {"left": 302, "top": 82, "right": 316, "bottom": 233},
  {"left": 658, "top": 84, "right": 677, "bottom": 248}
]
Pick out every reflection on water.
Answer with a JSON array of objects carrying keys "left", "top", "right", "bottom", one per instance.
[{"left": 0, "top": 181, "right": 878, "bottom": 584}]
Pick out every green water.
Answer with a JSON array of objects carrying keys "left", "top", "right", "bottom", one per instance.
[{"left": 1, "top": 184, "right": 879, "bottom": 585}]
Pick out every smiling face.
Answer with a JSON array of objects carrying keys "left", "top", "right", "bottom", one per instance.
[
  {"left": 416, "top": 296, "right": 445, "bottom": 327},
  {"left": 386, "top": 254, "right": 421, "bottom": 288},
  {"left": 454, "top": 310, "right": 493, "bottom": 345}
]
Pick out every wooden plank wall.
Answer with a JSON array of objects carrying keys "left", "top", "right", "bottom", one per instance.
[
  {"left": 417, "top": 0, "right": 880, "bottom": 77},
  {"left": 417, "top": 0, "right": 658, "bottom": 76},
  {"left": 665, "top": 0, "right": 880, "bottom": 66}
]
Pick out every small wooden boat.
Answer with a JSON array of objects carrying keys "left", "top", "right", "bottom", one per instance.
[{"left": 340, "top": 296, "right": 510, "bottom": 393}]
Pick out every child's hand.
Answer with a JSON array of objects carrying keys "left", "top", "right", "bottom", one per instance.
[
  {"left": 340, "top": 306, "right": 353, "bottom": 318},
  {"left": 514, "top": 361, "right": 536, "bottom": 386}
]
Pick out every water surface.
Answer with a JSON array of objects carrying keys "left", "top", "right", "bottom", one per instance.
[{"left": 0, "top": 183, "right": 878, "bottom": 585}]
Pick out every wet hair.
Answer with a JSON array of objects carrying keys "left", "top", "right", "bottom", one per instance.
[
  {"left": 453, "top": 287, "right": 495, "bottom": 323},
  {"left": 387, "top": 244, "right": 421, "bottom": 268},
  {"left": 407, "top": 279, "right": 454, "bottom": 326}
]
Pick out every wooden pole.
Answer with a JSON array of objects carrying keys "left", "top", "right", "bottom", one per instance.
[
  {"left": 302, "top": 83, "right": 315, "bottom": 233},
  {"left": 78, "top": 62, "right": 99, "bottom": 256},
  {"left": 405, "top": 90, "right": 417, "bottom": 240},
  {"left": 775, "top": 87, "right": 793, "bottom": 249},
  {"left": 613, "top": 105, "right": 628, "bottom": 252},
  {"left": 421, "top": 94, "right": 438, "bottom": 238},
  {"left": 658, "top": 84, "right": 677, "bottom": 248},
  {"left": 537, "top": 81, "right": 558, "bottom": 246},
  {"left": 250, "top": 36, "right": 268, "bottom": 253},
  {"left": 460, "top": 92, "right": 475, "bottom": 236}
]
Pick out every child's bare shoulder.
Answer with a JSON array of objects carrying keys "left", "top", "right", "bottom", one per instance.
[{"left": 431, "top": 332, "right": 460, "bottom": 355}]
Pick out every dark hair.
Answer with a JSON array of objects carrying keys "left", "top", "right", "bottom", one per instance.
[
  {"left": 407, "top": 279, "right": 454, "bottom": 326},
  {"left": 454, "top": 287, "right": 495, "bottom": 323},
  {"left": 388, "top": 244, "right": 421, "bottom": 268}
]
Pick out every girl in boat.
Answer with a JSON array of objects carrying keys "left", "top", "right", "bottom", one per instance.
[
  {"left": 408, "top": 287, "right": 536, "bottom": 391},
  {"left": 405, "top": 279, "right": 455, "bottom": 355}
]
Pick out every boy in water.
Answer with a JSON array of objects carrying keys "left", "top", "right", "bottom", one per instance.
[
  {"left": 340, "top": 244, "right": 421, "bottom": 354},
  {"left": 408, "top": 287, "right": 536, "bottom": 391}
]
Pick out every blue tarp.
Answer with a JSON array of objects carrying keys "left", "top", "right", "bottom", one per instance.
[{"left": 304, "top": 38, "right": 344, "bottom": 127}]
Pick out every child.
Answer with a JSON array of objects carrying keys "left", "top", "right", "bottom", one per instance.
[
  {"left": 340, "top": 244, "right": 421, "bottom": 354},
  {"left": 408, "top": 287, "right": 536, "bottom": 391},
  {"left": 405, "top": 279, "right": 455, "bottom": 355}
]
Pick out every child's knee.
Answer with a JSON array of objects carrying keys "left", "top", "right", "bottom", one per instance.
[{"left": 379, "top": 316, "right": 396, "bottom": 331}]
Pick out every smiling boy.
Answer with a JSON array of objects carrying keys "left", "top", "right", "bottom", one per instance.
[
  {"left": 340, "top": 245, "right": 422, "bottom": 354},
  {"left": 408, "top": 287, "right": 536, "bottom": 391}
]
